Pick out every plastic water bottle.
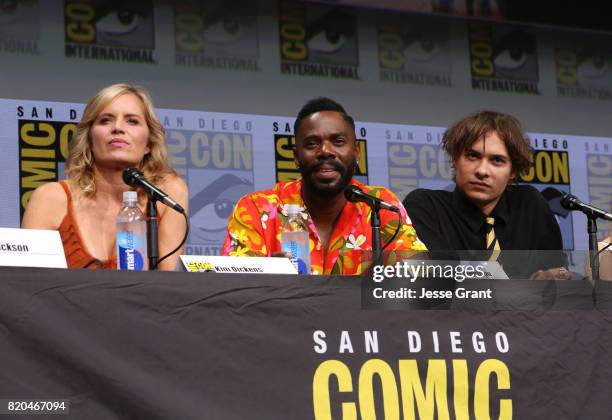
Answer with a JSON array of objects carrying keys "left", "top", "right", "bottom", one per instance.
[
  {"left": 116, "top": 191, "right": 148, "bottom": 270},
  {"left": 281, "top": 204, "right": 311, "bottom": 275}
]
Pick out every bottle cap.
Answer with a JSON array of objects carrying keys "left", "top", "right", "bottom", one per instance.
[
  {"left": 123, "top": 191, "right": 137, "bottom": 202},
  {"left": 285, "top": 204, "right": 302, "bottom": 215}
]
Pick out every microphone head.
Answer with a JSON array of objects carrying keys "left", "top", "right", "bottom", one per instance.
[
  {"left": 122, "top": 167, "right": 142, "bottom": 186},
  {"left": 344, "top": 184, "right": 362, "bottom": 202},
  {"left": 560, "top": 193, "right": 580, "bottom": 211}
]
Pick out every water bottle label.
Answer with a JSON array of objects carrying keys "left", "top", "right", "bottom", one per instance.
[
  {"left": 291, "top": 257, "right": 308, "bottom": 275},
  {"left": 117, "top": 231, "right": 145, "bottom": 270},
  {"left": 118, "top": 246, "right": 145, "bottom": 270},
  {"left": 283, "top": 241, "right": 309, "bottom": 275}
]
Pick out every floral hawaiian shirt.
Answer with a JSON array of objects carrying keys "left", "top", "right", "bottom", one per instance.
[{"left": 222, "top": 179, "right": 426, "bottom": 275}]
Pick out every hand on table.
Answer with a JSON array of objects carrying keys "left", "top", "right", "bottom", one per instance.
[{"left": 530, "top": 267, "right": 572, "bottom": 280}]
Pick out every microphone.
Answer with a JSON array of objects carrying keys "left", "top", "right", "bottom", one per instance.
[
  {"left": 122, "top": 167, "right": 185, "bottom": 214},
  {"left": 561, "top": 193, "right": 612, "bottom": 221},
  {"left": 344, "top": 185, "right": 400, "bottom": 212}
]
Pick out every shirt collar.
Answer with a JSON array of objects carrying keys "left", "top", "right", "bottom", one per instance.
[{"left": 452, "top": 186, "right": 509, "bottom": 232}]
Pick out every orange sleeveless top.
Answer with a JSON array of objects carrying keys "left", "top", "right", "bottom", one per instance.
[{"left": 58, "top": 181, "right": 117, "bottom": 269}]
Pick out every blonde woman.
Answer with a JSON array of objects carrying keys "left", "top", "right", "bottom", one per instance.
[{"left": 22, "top": 84, "right": 188, "bottom": 270}]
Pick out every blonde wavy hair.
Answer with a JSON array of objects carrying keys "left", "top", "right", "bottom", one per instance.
[{"left": 66, "top": 83, "right": 174, "bottom": 196}]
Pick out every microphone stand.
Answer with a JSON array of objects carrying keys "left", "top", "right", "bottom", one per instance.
[
  {"left": 147, "top": 198, "right": 159, "bottom": 271},
  {"left": 587, "top": 214, "right": 600, "bottom": 282},
  {"left": 371, "top": 203, "right": 382, "bottom": 266}
]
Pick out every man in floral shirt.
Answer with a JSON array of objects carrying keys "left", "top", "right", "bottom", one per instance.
[{"left": 222, "top": 97, "right": 426, "bottom": 274}]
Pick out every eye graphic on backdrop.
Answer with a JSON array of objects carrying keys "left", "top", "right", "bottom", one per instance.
[
  {"left": 190, "top": 174, "right": 253, "bottom": 244},
  {"left": 494, "top": 47, "right": 528, "bottom": 69},
  {"left": 0, "top": 0, "right": 33, "bottom": 25},
  {"left": 306, "top": 10, "right": 355, "bottom": 54},
  {"left": 308, "top": 30, "right": 345, "bottom": 53},
  {"left": 203, "top": 19, "right": 244, "bottom": 44},
  {"left": 493, "top": 29, "right": 535, "bottom": 70},
  {"left": 202, "top": 1, "right": 252, "bottom": 44},
  {"left": 97, "top": 9, "right": 140, "bottom": 36},
  {"left": 577, "top": 55, "right": 607, "bottom": 79},
  {"left": 404, "top": 36, "right": 439, "bottom": 62},
  {"left": 195, "top": 199, "right": 233, "bottom": 228}
]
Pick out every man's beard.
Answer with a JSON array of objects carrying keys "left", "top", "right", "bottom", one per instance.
[{"left": 299, "top": 157, "right": 356, "bottom": 198}]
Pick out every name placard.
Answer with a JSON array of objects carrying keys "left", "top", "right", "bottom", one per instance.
[
  {"left": 0, "top": 227, "right": 67, "bottom": 269},
  {"left": 179, "top": 255, "right": 298, "bottom": 274}
]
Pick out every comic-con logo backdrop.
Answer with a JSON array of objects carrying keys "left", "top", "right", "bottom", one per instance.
[
  {"left": 174, "top": 0, "right": 259, "bottom": 71},
  {"left": 584, "top": 140, "right": 612, "bottom": 240},
  {"left": 17, "top": 102, "right": 79, "bottom": 219},
  {"left": 387, "top": 140, "right": 453, "bottom": 201},
  {"left": 278, "top": 0, "right": 360, "bottom": 80},
  {"left": 5, "top": 100, "right": 611, "bottom": 256},
  {"left": 0, "top": 0, "right": 39, "bottom": 54},
  {"left": 377, "top": 13, "right": 452, "bottom": 87},
  {"left": 469, "top": 21, "right": 539, "bottom": 94},
  {"left": 555, "top": 32, "right": 612, "bottom": 100},
  {"left": 519, "top": 143, "right": 573, "bottom": 250},
  {"left": 163, "top": 111, "right": 255, "bottom": 256},
  {"left": 64, "top": 0, "right": 155, "bottom": 63}
]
